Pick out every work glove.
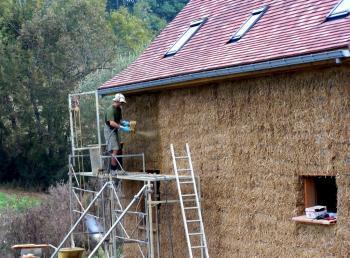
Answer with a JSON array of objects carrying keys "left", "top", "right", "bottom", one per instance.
[
  {"left": 121, "top": 120, "right": 130, "bottom": 126},
  {"left": 119, "top": 126, "right": 131, "bottom": 133}
]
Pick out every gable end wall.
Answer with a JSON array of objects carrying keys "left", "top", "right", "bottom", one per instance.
[{"left": 122, "top": 65, "right": 350, "bottom": 257}]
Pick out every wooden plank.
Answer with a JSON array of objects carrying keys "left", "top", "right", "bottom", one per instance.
[
  {"left": 304, "top": 177, "right": 316, "bottom": 208},
  {"left": 75, "top": 172, "right": 191, "bottom": 182},
  {"left": 292, "top": 215, "right": 336, "bottom": 225},
  {"left": 12, "top": 244, "right": 50, "bottom": 250}
]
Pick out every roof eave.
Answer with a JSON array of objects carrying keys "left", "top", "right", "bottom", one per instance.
[{"left": 98, "top": 49, "right": 350, "bottom": 96}]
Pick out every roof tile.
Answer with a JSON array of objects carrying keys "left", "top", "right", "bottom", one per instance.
[{"left": 100, "top": 0, "right": 350, "bottom": 90}]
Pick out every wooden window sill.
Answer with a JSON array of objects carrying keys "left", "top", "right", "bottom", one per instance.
[{"left": 292, "top": 215, "right": 337, "bottom": 225}]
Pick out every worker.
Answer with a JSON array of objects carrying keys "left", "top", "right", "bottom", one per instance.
[{"left": 104, "top": 93, "right": 131, "bottom": 174}]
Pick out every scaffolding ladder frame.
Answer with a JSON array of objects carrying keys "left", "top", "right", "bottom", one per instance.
[{"left": 170, "top": 143, "right": 209, "bottom": 258}]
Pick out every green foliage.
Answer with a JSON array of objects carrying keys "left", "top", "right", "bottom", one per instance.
[
  {"left": 147, "top": 0, "right": 189, "bottom": 22},
  {"left": 0, "top": 0, "right": 117, "bottom": 188},
  {"left": 106, "top": 0, "right": 134, "bottom": 13},
  {"left": 0, "top": 0, "right": 187, "bottom": 188},
  {"left": 0, "top": 192, "right": 40, "bottom": 211},
  {"left": 0, "top": 184, "right": 71, "bottom": 256},
  {"left": 109, "top": 7, "right": 152, "bottom": 54},
  {"left": 133, "top": 0, "right": 167, "bottom": 34},
  {"left": 79, "top": 53, "right": 139, "bottom": 92},
  {"left": 106, "top": 0, "right": 189, "bottom": 22},
  {"left": 105, "top": 0, "right": 188, "bottom": 35}
]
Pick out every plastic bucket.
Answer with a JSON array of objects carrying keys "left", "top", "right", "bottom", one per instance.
[{"left": 58, "top": 247, "right": 85, "bottom": 258}]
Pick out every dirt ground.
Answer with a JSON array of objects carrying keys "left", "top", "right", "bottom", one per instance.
[{"left": 0, "top": 187, "right": 46, "bottom": 200}]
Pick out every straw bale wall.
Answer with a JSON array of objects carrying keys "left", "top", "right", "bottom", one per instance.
[{"left": 122, "top": 65, "right": 350, "bottom": 257}]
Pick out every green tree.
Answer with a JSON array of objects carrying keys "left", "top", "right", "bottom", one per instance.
[
  {"left": 106, "top": 0, "right": 189, "bottom": 22},
  {"left": 133, "top": 0, "right": 167, "bottom": 34},
  {"left": 109, "top": 7, "right": 152, "bottom": 54},
  {"left": 106, "top": 0, "right": 134, "bottom": 12},
  {"left": 147, "top": 0, "right": 189, "bottom": 22},
  {"left": 0, "top": 0, "right": 117, "bottom": 187},
  {"left": 0, "top": 0, "right": 187, "bottom": 188}
]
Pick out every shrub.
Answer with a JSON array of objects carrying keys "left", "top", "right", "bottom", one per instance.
[{"left": 0, "top": 183, "right": 71, "bottom": 257}]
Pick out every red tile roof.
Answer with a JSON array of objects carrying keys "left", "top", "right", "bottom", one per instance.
[{"left": 100, "top": 0, "right": 350, "bottom": 91}]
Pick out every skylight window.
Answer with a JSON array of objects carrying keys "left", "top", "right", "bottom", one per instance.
[
  {"left": 327, "top": 0, "right": 350, "bottom": 19},
  {"left": 164, "top": 18, "right": 207, "bottom": 57},
  {"left": 229, "top": 6, "right": 268, "bottom": 43}
]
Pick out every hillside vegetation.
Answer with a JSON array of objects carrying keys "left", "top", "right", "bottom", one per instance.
[{"left": 0, "top": 0, "right": 188, "bottom": 188}]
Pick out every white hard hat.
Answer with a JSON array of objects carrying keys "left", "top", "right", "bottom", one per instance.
[{"left": 113, "top": 93, "right": 126, "bottom": 103}]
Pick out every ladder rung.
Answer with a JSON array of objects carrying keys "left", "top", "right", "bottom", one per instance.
[
  {"left": 177, "top": 169, "right": 191, "bottom": 171},
  {"left": 175, "top": 156, "right": 189, "bottom": 159},
  {"left": 188, "top": 232, "right": 203, "bottom": 236},
  {"left": 192, "top": 245, "right": 206, "bottom": 249},
  {"left": 183, "top": 199, "right": 197, "bottom": 203},
  {"left": 184, "top": 206, "right": 198, "bottom": 210},
  {"left": 187, "top": 220, "right": 200, "bottom": 223},
  {"left": 179, "top": 181, "right": 194, "bottom": 184},
  {"left": 182, "top": 194, "right": 196, "bottom": 197}
]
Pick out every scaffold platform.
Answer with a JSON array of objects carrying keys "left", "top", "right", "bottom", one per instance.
[{"left": 76, "top": 172, "right": 192, "bottom": 182}]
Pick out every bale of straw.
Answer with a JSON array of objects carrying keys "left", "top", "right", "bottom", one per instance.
[{"left": 121, "top": 65, "right": 350, "bottom": 257}]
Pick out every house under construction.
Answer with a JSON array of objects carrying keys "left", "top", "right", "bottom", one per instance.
[{"left": 56, "top": 0, "right": 350, "bottom": 257}]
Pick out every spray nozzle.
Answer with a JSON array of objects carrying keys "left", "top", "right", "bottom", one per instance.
[{"left": 129, "top": 121, "right": 137, "bottom": 134}]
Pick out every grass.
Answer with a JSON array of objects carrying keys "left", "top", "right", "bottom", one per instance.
[{"left": 0, "top": 192, "right": 41, "bottom": 212}]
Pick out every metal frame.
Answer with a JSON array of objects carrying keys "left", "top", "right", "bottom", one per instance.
[
  {"left": 61, "top": 90, "right": 208, "bottom": 258},
  {"left": 229, "top": 5, "right": 268, "bottom": 43},
  {"left": 171, "top": 143, "right": 209, "bottom": 258},
  {"left": 326, "top": 0, "right": 350, "bottom": 20},
  {"left": 58, "top": 164, "right": 153, "bottom": 258},
  {"left": 51, "top": 182, "right": 111, "bottom": 258},
  {"left": 64, "top": 154, "right": 193, "bottom": 258},
  {"left": 68, "top": 91, "right": 101, "bottom": 153},
  {"left": 164, "top": 17, "right": 208, "bottom": 57},
  {"left": 88, "top": 185, "right": 148, "bottom": 258},
  {"left": 64, "top": 104, "right": 177, "bottom": 258}
]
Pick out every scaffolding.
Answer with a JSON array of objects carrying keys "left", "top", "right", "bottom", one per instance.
[{"left": 52, "top": 91, "right": 207, "bottom": 258}]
